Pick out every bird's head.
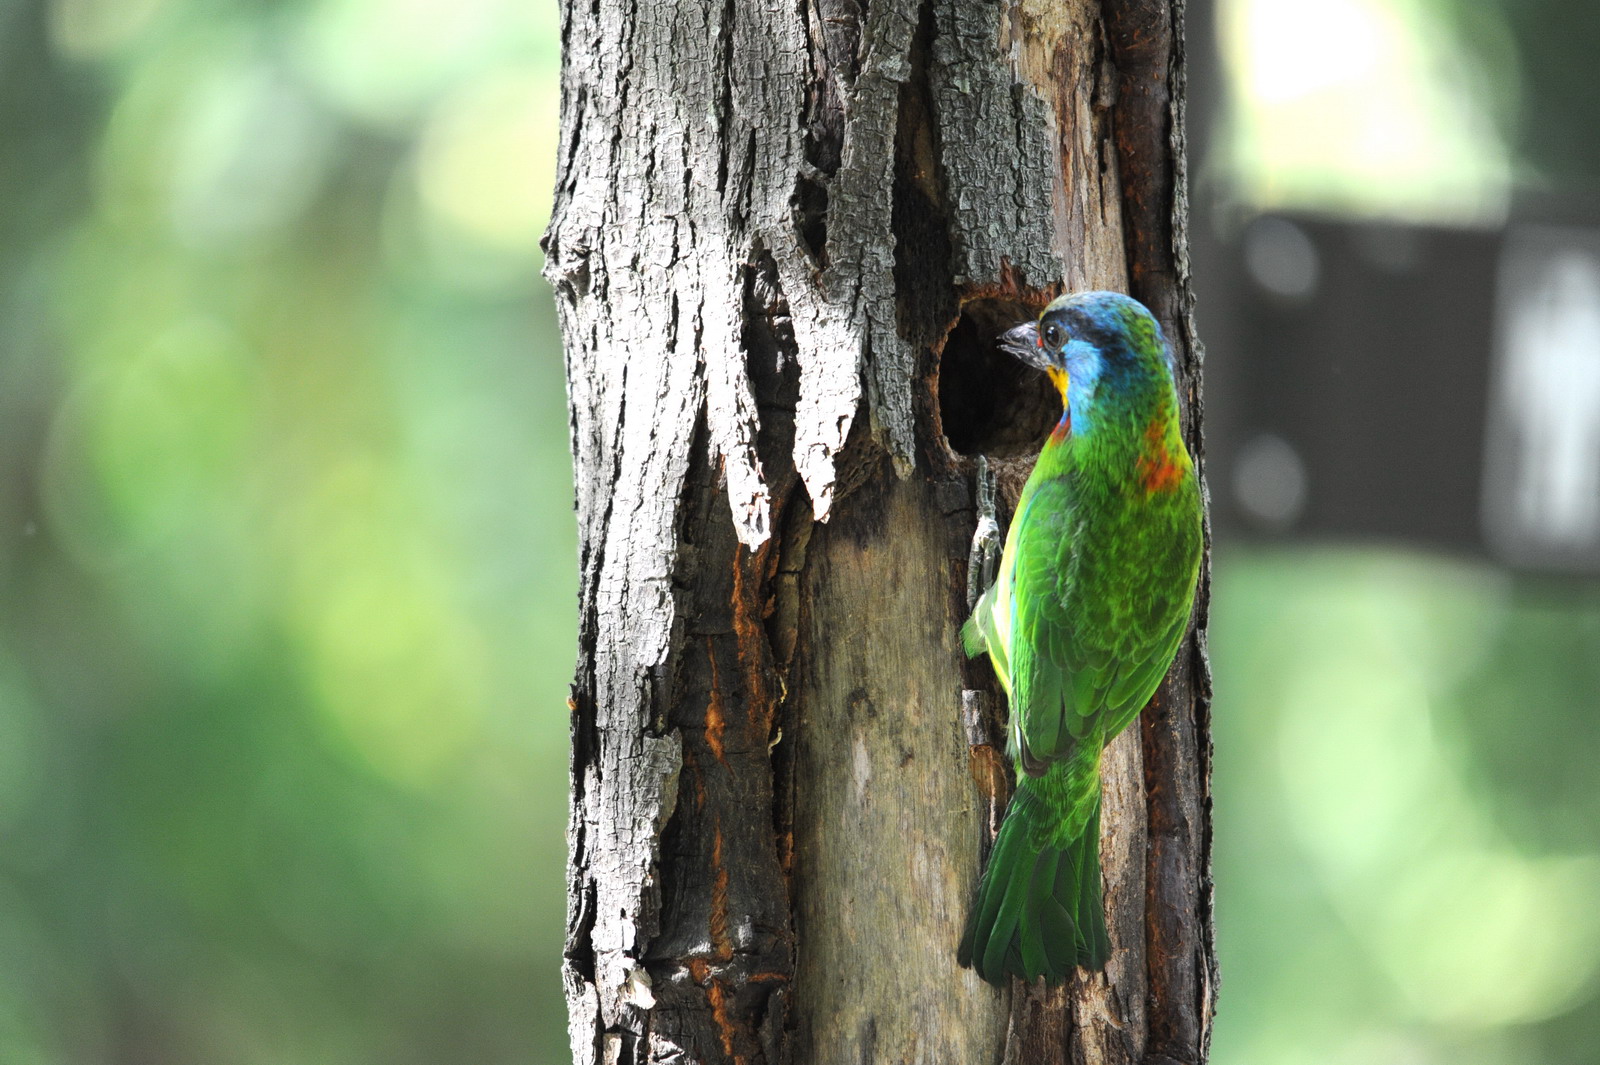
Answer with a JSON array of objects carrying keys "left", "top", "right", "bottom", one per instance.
[{"left": 997, "top": 290, "right": 1174, "bottom": 435}]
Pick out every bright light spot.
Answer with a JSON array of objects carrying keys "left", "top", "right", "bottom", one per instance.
[
  {"left": 415, "top": 68, "right": 558, "bottom": 256},
  {"left": 1234, "top": 433, "right": 1308, "bottom": 530},
  {"left": 1220, "top": 0, "right": 1510, "bottom": 222},
  {"left": 1243, "top": 217, "right": 1319, "bottom": 299},
  {"left": 1236, "top": 0, "right": 1390, "bottom": 104},
  {"left": 1485, "top": 235, "right": 1600, "bottom": 561}
]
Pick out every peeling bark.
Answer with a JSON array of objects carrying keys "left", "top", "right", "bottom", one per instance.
[{"left": 544, "top": 0, "right": 1213, "bottom": 1061}]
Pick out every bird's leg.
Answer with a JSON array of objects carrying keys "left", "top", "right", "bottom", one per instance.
[{"left": 966, "top": 456, "right": 1001, "bottom": 611}]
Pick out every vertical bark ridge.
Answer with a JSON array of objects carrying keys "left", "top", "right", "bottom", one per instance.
[{"left": 1101, "top": 1, "right": 1218, "bottom": 1061}]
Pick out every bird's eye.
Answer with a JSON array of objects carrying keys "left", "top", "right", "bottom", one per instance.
[{"left": 1042, "top": 323, "right": 1063, "bottom": 348}]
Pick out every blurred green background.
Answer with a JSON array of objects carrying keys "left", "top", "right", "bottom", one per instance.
[
  {"left": 1210, "top": 1, "right": 1600, "bottom": 1062},
  {"left": 0, "top": 0, "right": 1596, "bottom": 1062},
  {"left": 0, "top": 0, "right": 571, "bottom": 1060}
]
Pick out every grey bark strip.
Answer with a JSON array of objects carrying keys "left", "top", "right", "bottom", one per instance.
[{"left": 545, "top": 0, "right": 1215, "bottom": 1059}]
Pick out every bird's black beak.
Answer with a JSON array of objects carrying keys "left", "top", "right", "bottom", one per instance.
[{"left": 998, "top": 321, "right": 1050, "bottom": 372}]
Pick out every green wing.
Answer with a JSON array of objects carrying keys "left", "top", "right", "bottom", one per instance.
[
  {"left": 1008, "top": 475, "right": 1201, "bottom": 773},
  {"left": 962, "top": 582, "right": 1011, "bottom": 695},
  {"left": 1007, "top": 478, "right": 1092, "bottom": 772}
]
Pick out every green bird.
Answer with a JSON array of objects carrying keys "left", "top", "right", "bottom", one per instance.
[{"left": 958, "top": 290, "right": 1203, "bottom": 984}]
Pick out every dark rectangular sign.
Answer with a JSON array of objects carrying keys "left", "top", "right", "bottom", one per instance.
[{"left": 1197, "top": 213, "right": 1600, "bottom": 575}]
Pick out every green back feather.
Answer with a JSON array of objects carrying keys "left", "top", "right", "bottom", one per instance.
[{"left": 960, "top": 292, "right": 1202, "bottom": 980}]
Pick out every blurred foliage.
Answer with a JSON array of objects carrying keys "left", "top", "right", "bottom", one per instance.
[
  {"left": 1427, "top": 0, "right": 1600, "bottom": 195},
  {"left": 5, "top": 0, "right": 1599, "bottom": 1062},
  {"left": 1219, "top": 0, "right": 1600, "bottom": 220},
  {"left": 0, "top": 0, "right": 571, "bottom": 1062},
  {"left": 1210, "top": 551, "right": 1600, "bottom": 1065},
  {"left": 1211, "top": 1, "right": 1600, "bottom": 1062},
  {"left": 1215, "top": 0, "right": 1513, "bottom": 223}
]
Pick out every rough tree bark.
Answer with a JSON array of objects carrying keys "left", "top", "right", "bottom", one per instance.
[{"left": 542, "top": 0, "right": 1215, "bottom": 1061}]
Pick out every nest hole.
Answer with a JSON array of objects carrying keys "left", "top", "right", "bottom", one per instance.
[{"left": 938, "top": 298, "right": 1061, "bottom": 457}]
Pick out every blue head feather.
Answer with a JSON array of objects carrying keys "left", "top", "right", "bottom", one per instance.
[{"left": 1029, "top": 291, "right": 1174, "bottom": 437}]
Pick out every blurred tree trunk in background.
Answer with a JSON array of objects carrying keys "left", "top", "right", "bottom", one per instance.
[{"left": 542, "top": 0, "right": 1214, "bottom": 1061}]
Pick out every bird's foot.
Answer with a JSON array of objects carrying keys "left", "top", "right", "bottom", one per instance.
[{"left": 966, "top": 456, "right": 1001, "bottom": 610}]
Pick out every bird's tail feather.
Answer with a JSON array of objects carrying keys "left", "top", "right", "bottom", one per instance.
[{"left": 958, "top": 778, "right": 1107, "bottom": 983}]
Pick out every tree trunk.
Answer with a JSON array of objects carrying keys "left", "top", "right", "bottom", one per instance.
[{"left": 542, "top": 0, "right": 1215, "bottom": 1061}]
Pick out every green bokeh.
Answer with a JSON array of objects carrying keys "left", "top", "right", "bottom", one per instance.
[
  {"left": 4, "top": 0, "right": 1598, "bottom": 1062},
  {"left": 1210, "top": 551, "right": 1600, "bottom": 1065},
  {"left": 1208, "top": 2, "right": 1600, "bottom": 1061},
  {"left": 1, "top": 0, "right": 571, "bottom": 1061}
]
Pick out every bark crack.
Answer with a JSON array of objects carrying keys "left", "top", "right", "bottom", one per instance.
[
  {"left": 716, "top": 0, "right": 737, "bottom": 194},
  {"left": 889, "top": 0, "right": 956, "bottom": 353}
]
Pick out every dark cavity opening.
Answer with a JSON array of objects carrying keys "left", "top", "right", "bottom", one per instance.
[
  {"left": 794, "top": 173, "right": 830, "bottom": 269},
  {"left": 938, "top": 298, "right": 1061, "bottom": 458}
]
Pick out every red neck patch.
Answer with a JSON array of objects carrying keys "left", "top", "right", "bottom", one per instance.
[{"left": 1137, "top": 417, "right": 1184, "bottom": 493}]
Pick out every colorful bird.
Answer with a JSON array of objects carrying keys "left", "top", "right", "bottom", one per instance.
[{"left": 959, "top": 291, "right": 1203, "bottom": 983}]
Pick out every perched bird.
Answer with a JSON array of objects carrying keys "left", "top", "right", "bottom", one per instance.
[{"left": 958, "top": 291, "right": 1203, "bottom": 984}]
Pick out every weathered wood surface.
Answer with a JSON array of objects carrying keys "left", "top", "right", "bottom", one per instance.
[{"left": 543, "top": 0, "right": 1213, "bottom": 1060}]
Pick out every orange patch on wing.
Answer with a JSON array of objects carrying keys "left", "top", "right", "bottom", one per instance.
[{"left": 1137, "top": 417, "right": 1185, "bottom": 493}]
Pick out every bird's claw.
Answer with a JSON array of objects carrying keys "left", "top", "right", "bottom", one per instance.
[{"left": 966, "top": 456, "right": 1001, "bottom": 610}]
